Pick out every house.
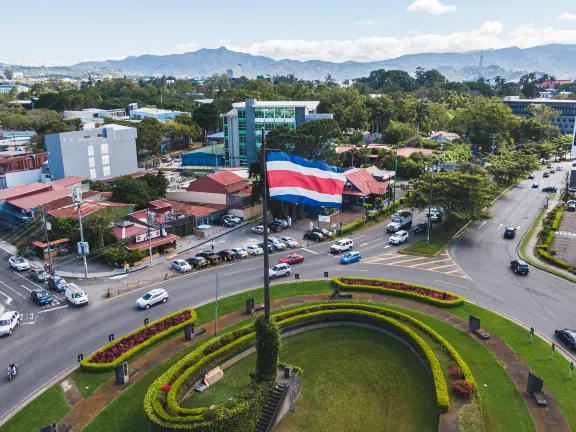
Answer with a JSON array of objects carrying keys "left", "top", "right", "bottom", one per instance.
[
  {"left": 342, "top": 168, "right": 391, "bottom": 209},
  {"left": 113, "top": 219, "right": 180, "bottom": 255},
  {"left": 125, "top": 200, "right": 198, "bottom": 238},
  {"left": 181, "top": 144, "right": 224, "bottom": 167},
  {"left": 129, "top": 108, "right": 191, "bottom": 122},
  {"left": 365, "top": 166, "right": 395, "bottom": 182},
  {"left": 0, "top": 153, "right": 49, "bottom": 190},
  {"left": 393, "top": 147, "right": 435, "bottom": 157},
  {"left": 428, "top": 132, "right": 460, "bottom": 142}
]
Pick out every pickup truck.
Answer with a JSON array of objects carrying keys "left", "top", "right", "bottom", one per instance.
[{"left": 386, "top": 211, "right": 413, "bottom": 233}]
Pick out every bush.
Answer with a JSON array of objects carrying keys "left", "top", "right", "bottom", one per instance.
[
  {"left": 538, "top": 248, "right": 571, "bottom": 269},
  {"left": 332, "top": 277, "right": 464, "bottom": 307},
  {"left": 449, "top": 361, "right": 463, "bottom": 379},
  {"left": 452, "top": 380, "right": 474, "bottom": 398},
  {"left": 81, "top": 308, "right": 197, "bottom": 372},
  {"left": 254, "top": 315, "right": 280, "bottom": 383}
]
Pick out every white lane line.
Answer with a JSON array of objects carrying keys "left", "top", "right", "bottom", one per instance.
[
  {"left": 38, "top": 305, "right": 68, "bottom": 314},
  {"left": 520, "top": 208, "right": 524, "bottom": 212},
  {"left": 351, "top": 235, "right": 366, "bottom": 240},
  {"left": 12, "top": 271, "right": 44, "bottom": 289},
  {"left": 20, "top": 285, "right": 32, "bottom": 292},
  {"left": 383, "top": 245, "right": 392, "bottom": 249},
  {"left": 434, "top": 280, "right": 470, "bottom": 290},
  {"left": 341, "top": 269, "right": 368, "bottom": 272},
  {"left": 515, "top": 196, "right": 519, "bottom": 200},
  {"left": 359, "top": 239, "right": 382, "bottom": 246},
  {"left": 358, "top": 242, "right": 389, "bottom": 253},
  {"left": 528, "top": 198, "right": 532, "bottom": 202},
  {"left": 497, "top": 223, "right": 503, "bottom": 231},
  {"left": 493, "top": 218, "right": 499, "bottom": 224},
  {"left": 221, "top": 267, "right": 257, "bottom": 276},
  {"left": 301, "top": 248, "right": 320, "bottom": 255},
  {"left": 479, "top": 221, "right": 487, "bottom": 229},
  {"left": 0, "top": 290, "right": 12, "bottom": 305},
  {"left": 505, "top": 207, "right": 510, "bottom": 211},
  {"left": 0, "top": 281, "right": 28, "bottom": 300}
]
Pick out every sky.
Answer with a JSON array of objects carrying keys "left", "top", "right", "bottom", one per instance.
[{"left": 3, "top": 0, "right": 576, "bottom": 66}]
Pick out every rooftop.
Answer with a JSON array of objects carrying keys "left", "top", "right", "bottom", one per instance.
[
  {"left": 48, "top": 201, "right": 132, "bottom": 219},
  {"left": 50, "top": 176, "right": 87, "bottom": 188},
  {"left": 209, "top": 171, "right": 245, "bottom": 186},
  {"left": 183, "top": 144, "right": 225, "bottom": 156},
  {"left": 503, "top": 97, "right": 576, "bottom": 104},
  {"left": 393, "top": 147, "right": 434, "bottom": 157},
  {"left": 0, "top": 182, "right": 51, "bottom": 201},
  {"left": 344, "top": 168, "right": 388, "bottom": 195},
  {"left": 130, "top": 107, "right": 188, "bottom": 114},
  {"left": 7, "top": 188, "right": 72, "bottom": 211},
  {"left": 231, "top": 100, "right": 320, "bottom": 111}
]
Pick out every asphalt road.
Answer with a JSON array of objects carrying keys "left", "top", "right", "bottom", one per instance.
[{"left": 1, "top": 163, "right": 575, "bottom": 422}]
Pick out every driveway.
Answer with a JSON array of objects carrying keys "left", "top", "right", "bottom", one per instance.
[{"left": 553, "top": 207, "right": 576, "bottom": 266}]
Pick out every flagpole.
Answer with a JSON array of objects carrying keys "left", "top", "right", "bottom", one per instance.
[{"left": 261, "top": 127, "right": 271, "bottom": 320}]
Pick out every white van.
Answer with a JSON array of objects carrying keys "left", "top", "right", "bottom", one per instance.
[
  {"left": 330, "top": 238, "right": 354, "bottom": 254},
  {"left": 65, "top": 284, "right": 88, "bottom": 307},
  {"left": 0, "top": 311, "right": 21, "bottom": 336}
]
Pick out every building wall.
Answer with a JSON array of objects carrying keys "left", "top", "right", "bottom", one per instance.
[
  {"left": 46, "top": 126, "right": 138, "bottom": 181},
  {"left": 165, "top": 191, "right": 227, "bottom": 205},
  {"left": 504, "top": 100, "right": 576, "bottom": 135},
  {"left": 0, "top": 169, "right": 42, "bottom": 189},
  {"left": 181, "top": 152, "right": 223, "bottom": 167}
]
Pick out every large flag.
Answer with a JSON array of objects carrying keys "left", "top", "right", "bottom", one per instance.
[{"left": 266, "top": 152, "right": 346, "bottom": 208}]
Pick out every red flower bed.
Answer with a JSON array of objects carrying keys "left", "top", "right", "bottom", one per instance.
[
  {"left": 452, "top": 380, "right": 474, "bottom": 398},
  {"left": 338, "top": 279, "right": 458, "bottom": 301},
  {"left": 90, "top": 310, "right": 192, "bottom": 364},
  {"left": 449, "top": 361, "right": 463, "bottom": 379}
]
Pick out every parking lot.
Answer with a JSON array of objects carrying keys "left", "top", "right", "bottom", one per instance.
[{"left": 553, "top": 206, "right": 576, "bottom": 266}]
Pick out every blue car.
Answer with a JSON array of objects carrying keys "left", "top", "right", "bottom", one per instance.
[
  {"left": 340, "top": 251, "right": 361, "bottom": 264},
  {"left": 532, "top": 182, "right": 539, "bottom": 188},
  {"left": 30, "top": 289, "right": 52, "bottom": 306}
]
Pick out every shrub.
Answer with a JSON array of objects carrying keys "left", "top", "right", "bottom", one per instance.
[
  {"left": 449, "top": 361, "right": 463, "bottom": 379},
  {"left": 254, "top": 315, "right": 280, "bottom": 383},
  {"left": 538, "top": 248, "right": 571, "bottom": 269},
  {"left": 452, "top": 380, "right": 474, "bottom": 398},
  {"left": 332, "top": 277, "right": 464, "bottom": 307}
]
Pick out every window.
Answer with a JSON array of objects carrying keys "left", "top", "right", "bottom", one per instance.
[
  {"left": 240, "top": 159, "right": 248, "bottom": 167},
  {"left": 102, "top": 155, "right": 110, "bottom": 166},
  {"left": 90, "top": 168, "right": 97, "bottom": 179},
  {"left": 239, "top": 134, "right": 247, "bottom": 144},
  {"left": 89, "top": 157, "right": 95, "bottom": 168},
  {"left": 239, "top": 145, "right": 247, "bottom": 156},
  {"left": 356, "top": 197, "right": 364, "bottom": 205},
  {"left": 255, "top": 108, "right": 265, "bottom": 118},
  {"left": 101, "top": 144, "right": 109, "bottom": 154},
  {"left": 237, "top": 108, "right": 246, "bottom": 119},
  {"left": 87, "top": 146, "right": 94, "bottom": 156}
]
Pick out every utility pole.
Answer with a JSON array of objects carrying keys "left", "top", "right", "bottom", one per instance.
[
  {"left": 565, "top": 171, "right": 570, "bottom": 202},
  {"left": 392, "top": 151, "right": 398, "bottom": 211},
  {"left": 426, "top": 165, "right": 435, "bottom": 246},
  {"left": 214, "top": 272, "right": 219, "bottom": 335},
  {"left": 73, "top": 188, "right": 89, "bottom": 278},
  {"left": 261, "top": 128, "right": 271, "bottom": 320},
  {"left": 146, "top": 211, "right": 154, "bottom": 264},
  {"left": 39, "top": 205, "right": 54, "bottom": 271}
]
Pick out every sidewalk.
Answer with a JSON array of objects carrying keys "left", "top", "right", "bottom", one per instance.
[{"left": 57, "top": 292, "right": 570, "bottom": 432}]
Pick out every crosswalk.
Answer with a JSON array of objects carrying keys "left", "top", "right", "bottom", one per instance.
[
  {"left": 556, "top": 232, "right": 576, "bottom": 237},
  {"left": 364, "top": 250, "right": 469, "bottom": 279}
]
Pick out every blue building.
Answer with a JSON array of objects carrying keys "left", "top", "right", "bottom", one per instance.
[
  {"left": 503, "top": 97, "right": 576, "bottom": 135},
  {"left": 129, "top": 108, "right": 191, "bottom": 122},
  {"left": 182, "top": 144, "right": 224, "bottom": 167}
]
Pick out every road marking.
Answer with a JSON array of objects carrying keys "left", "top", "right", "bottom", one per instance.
[
  {"left": 0, "top": 281, "right": 28, "bottom": 300},
  {"left": 528, "top": 198, "right": 532, "bottom": 202},
  {"left": 109, "top": 274, "right": 129, "bottom": 280},
  {"left": 301, "top": 248, "right": 320, "bottom": 255},
  {"left": 38, "top": 305, "right": 68, "bottom": 314},
  {"left": 386, "top": 256, "right": 428, "bottom": 265},
  {"left": 520, "top": 208, "right": 524, "bottom": 212},
  {"left": 515, "top": 196, "right": 519, "bottom": 200},
  {"left": 12, "top": 271, "right": 44, "bottom": 289},
  {"left": 359, "top": 239, "right": 382, "bottom": 246},
  {"left": 426, "top": 264, "right": 456, "bottom": 271},
  {"left": 407, "top": 258, "right": 452, "bottom": 268},
  {"left": 497, "top": 223, "right": 503, "bottom": 231},
  {"left": 222, "top": 268, "right": 257, "bottom": 276},
  {"left": 0, "top": 290, "right": 12, "bottom": 304},
  {"left": 434, "top": 280, "right": 470, "bottom": 290},
  {"left": 479, "top": 221, "right": 487, "bottom": 229},
  {"left": 341, "top": 269, "right": 368, "bottom": 272},
  {"left": 351, "top": 235, "right": 366, "bottom": 240},
  {"left": 493, "top": 218, "right": 499, "bottom": 224},
  {"left": 505, "top": 206, "right": 510, "bottom": 211},
  {"left": 383, "top": 245, "right": 391, "bottom": 249},
  {"left": 20, "top": 285, "right": 32, "bottom": 292}
]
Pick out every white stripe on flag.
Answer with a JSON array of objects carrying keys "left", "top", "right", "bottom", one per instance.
[
  {"left": 266, "top": 161, "right": 346, "bottom": 182},
  {"left": 269, "top": 186, "right": 343, "bottom": 204}
]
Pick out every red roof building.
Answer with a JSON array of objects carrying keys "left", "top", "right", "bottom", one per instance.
[
  {"left": 342, "top": 168, "right": 391, "bottom": 208},
  {"left": 393, "top": 147, "right": 434, "bottom": 157},
  {"left": 186, "top": 171, "right": 251, "bottom": 195}
]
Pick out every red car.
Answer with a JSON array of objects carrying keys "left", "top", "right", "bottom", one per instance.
[{"left": 279, "top": 254, "right": 305, "bottom": 265}]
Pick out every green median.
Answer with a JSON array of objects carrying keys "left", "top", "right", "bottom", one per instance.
[{"left": 401, "top": 217, "right": 468, "bottom": 257}]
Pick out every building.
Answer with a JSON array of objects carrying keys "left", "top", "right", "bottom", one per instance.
[
  {"left": 226, "top": 65, "right": 244, "bottom": 79},
  {"left": 48, "top": 200, "right": 135, "bottom": 222},
  {"left": 129, "top": 107, "right": 191, "bottom": 122},
  {"left": 393, "top": 147, "right": 434, "bottom": 157},
  {"left": 0, "top": 85, "right": 29, "bottom": 94},
  {"left": 428, "top": 131, "right": 460, "bottom": 142},
  {"left": 46, "top": 124, "right": 138, "bottom": 181},
  {"left": 64, "top": 108, "right": 128, "bottom": 122},
  {"left": 538, "top": 80, "right": 573, "bottom": 90},
  {"left": 181, "top": 144, "right": 224, "bottom": 167},
  {"left": 342, "top": 168, "right": 391, "bottom": 209},
  {"left": 503, "top": 97, "right": 576, "bottom": 135},
  {"left": 222, "top": 99, "right": 334, "bottom": 167},
  {"left": 0, "top": 153, "right": 49, "bottom": 189}
]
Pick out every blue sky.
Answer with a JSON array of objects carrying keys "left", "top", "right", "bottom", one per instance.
[{"left": 3, "top": 0, "right": 576, "bottom": 66}]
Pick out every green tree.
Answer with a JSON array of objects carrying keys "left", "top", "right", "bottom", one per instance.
[
  {"left": 136, "top": 117, "right": 166, "bottom": 155},
  {"left": 485, "top": 152, "right": 538, "bottom": 185},
  {"left": 3, "top": 66, "right": 14, "bottom": 80},
  {"left": 0, "top": 114, "right": 33, "bottom": 130},
  {"left": 82, "top": 215, "right": 115, "bottom": 252},
  {"left": 409, "top": 101, "right": 430, "bottom": 135},
  {"left": 143, "top": 171, "right": 169, "bottom": 199},
  {"left": 111, "top": 177, "right": 152, "bottom": 209},
  {"left": 381, "top": 121, "right": 415, "bottom": 144},
  {"left": 193, "top": 103, "right": 220, "bottom": 141},
  {"left": 89, "top": 180, "right": 110, "bottom": 192}
]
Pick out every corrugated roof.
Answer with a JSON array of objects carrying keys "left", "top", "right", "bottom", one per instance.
[
  {"left": 344, "top": 168, "right": 387, "bottom": 195},
  {"left": 7, "top": 188, "right": 72, "bottom": 210},
  {"left": 48, "top": 201, "right": 132, "bottom": 219},
  {"left": 393, "top": 147, "right": 434, "bottom": 157},
  {"left": 0, "top": 182, "right": 51, "bottom": 201},
  {"left": 208, "top": 171, "right": 245, "bottom": 186},
  {"left": 50, "top": 176, "right": 87, "bottom": 187}
]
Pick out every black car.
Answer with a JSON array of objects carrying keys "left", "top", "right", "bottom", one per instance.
[
  {"left": 542, "top": 186, "right": 557, "bottom": 193},
  {"left": 258, "top": 242, "right": 275, "bottom": 253},
  {"left": 213, "top": 218, "right": 235, "bottom": 228},
  {"left": 556, "top": 328, "right": 576, "bottom": 350},
  {"left": 29, "top": 268, "right": 48, "bottom": 282},
  {"left": 195, "top": 252, "right": 221, "bottom": 265},
  {"left": 216, "top": 250, "right": 236, "bottom": 262},
  {"left": 312, "top": 227, "right": 332, "bottom": 238},
  {"left": 503, "top": 227, "right": 516, "bottom": 239},
  {"left": 568, "top": 203, "right": 576, "bottom": 212},
  {"left": 186, "top": 257, "right": 208, "bottom": 269},
  {"left": 413, "top": 221, "right": 428, "bottom": 234},
  {"left": 303, "top": 231, "right": 324, "bottom": 242},
  {"left": 543, "top": 172, "right": 550, "bottom": 178},
  {"left": 510, "top": 259, "right": 529, "bottom": 275},
  {"left": 268, "top": 221, "right": 283, "bottom": 233},
  {"left": 47, "top": 275, "right": 68, "bottom": 292},
  {"left": 527, "top": 174, "right": 535, "bottom": 180},
  {"left": 31, "top": 289, "right": 52, "bottom": 305}
]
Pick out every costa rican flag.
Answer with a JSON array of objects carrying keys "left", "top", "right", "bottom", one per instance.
[{"left": 266, "top": 152, "right": 346, "bottom": 208}]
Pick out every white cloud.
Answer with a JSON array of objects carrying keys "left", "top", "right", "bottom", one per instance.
[
  {"left": 176, "top": 43, "right": 200, "bottom": 52},
  {"left": 509, "top": 23, "right": 576, "bottom": 46},
  {"left": 353, "top": 19, "right": 387, "bottom": 26},
  {"left": 407, "top": 0, "right": 457, "bottom": 15},
  {"left": 558, "top": 12, "right": 576, "bottom": 20},
  {"left": 15, "top": 59, "right": 61, "bottom": 67}
]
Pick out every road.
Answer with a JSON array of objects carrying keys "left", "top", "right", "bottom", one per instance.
[{"left": 0, "top": 163, "right": 575, "bottom": 422}]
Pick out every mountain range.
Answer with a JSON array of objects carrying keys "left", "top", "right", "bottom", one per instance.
[{"left": 10, "top": 44, "right": 576, "bottom": 82}]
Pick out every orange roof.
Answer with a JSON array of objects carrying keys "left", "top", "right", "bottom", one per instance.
[
  {"left": 31, "top": 238, "right": 70, "bottom": 248},
  {"left": 343, "top": 168, "right": 388, "bottom": 195},
  {"left": 50, "top": 176, "right": 87, "bottom": 187},
  {"left": 335, "top": 146, "right": 356, "bottom": 154},
  {"left": 208, "top": 171, "right": 244, "bottom": 186},
  {"left": 48, "top": 201, "right": 132, "bottom": 219},
  {"left": 7, "top": 188, "right": 72, "bottom": 211},
  {"left": 126, "top": 233, "right": 180, "bottom": 250},
  {"left": 0, "top": 182, "right": 52, "bottom": 201},
  {"left": 393, "top": 147, "right": 434, "bottom": 157}
]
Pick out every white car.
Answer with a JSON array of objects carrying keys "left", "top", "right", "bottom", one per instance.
[
  {"left": 269, "top": 263, "right": 291, "bottom": 279},
  {"left": 0, "top": 311, "right": 21, "bottom": 336},
  {"left": 171, "top": 259, "right": 192, "bottom": 272},
  {"left": 230, "top": 248, "right": 249, "bottom": 258},
  {"left": 280, "top": 237, "right": 299, "bottom": 248},
  {"left": 251, "top": 225, "right": 269, "bottom": 234},
  {"left": 223, "top": 215, "right": 241, "bottom": 224},
  {"left": 246, "top": 245, "right": 264, "bottom": 256},
  {"left": 65, "top": 284, "right": 88, "bottom": 306},
  {"left": 9, "top": 256, "right": 30, "bottom": 271},
  {"left": 136, "top": 289, "right": 169, "bottom": 309},
  {"left": 389, "top": 230, "right": 409, "bottom": 245},
  {"left": 268, "top": 238, "right": 287, "bottom": 251},
  {"left": 331, "top": 238, "right": 354, "bottom": 254}
]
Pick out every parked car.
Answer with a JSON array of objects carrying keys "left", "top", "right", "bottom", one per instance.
[
  {"left": 47, "top": 276, "right": 68, "bottom": 293},
  {"left": 31, "top": 289, "right": 52, "bottom": 306},
  {"left": 303, "top": 231, "right": 324, "bottom": 242},
  {"left": 542, "top": 186, "right": 557, "bottom": 193},
  {"left": 0, "top": 311, "right": 21, "bottom": 336},
  {"left": 568, "top": 202, "right": 576, "bottom": 212},
  {"left": 503, "top": 227, "right": 517, "bottom": 239},
  {"left": 230, "top": 248, "right": 249, "bottom": 259},
  {"left": 279, "top": 237, "right": 299, "bottom": 248},
  {"left": 214, "top": 218, "right": 235, "bottom": 228},
  {"left": 268, "top": 221, "right": 284, "bottom": 232},
  {"left": 543, "top": 172, "right": 550, "bottom": 178},
  {"left": 547, "top": 164, "right": 553, "bottom": 169},
  {"left": 251, "top": 225, "right": 269, "bottom": 234},
  {"left": 65, "top": 284, "right": 88, "bottom": 306},
  {"left": 532, "top": 182, "right": 539, "bottom": 188},
  {"left": 279, "top": 253, "right": 305, "bottom": 265},
  {"left": 413, "top": 221, "right": 428, "bottom": 234},
  {"left": 195, "top": 252, "right": 221, "bottom": 265},
  {"left": 268, "top": 263, "right": 291, "bottom": 279},
  {"left": 29, "top": 268, "right": 48, "bottom": 282},
  {"left": 556, "top": 166, "right": 563, "bottom": 171},
  {"left": 389, "top": 230, "right": 409, "bottom": 245},
  {"left": 340, "top": 251, "right": 361, "bottom": 264},
  {"left": 268, "top": 238, "right": 287, "bottom": 251},
  {"left": 569, "top": 186, "right": 576, "bottom": 193},
  {"left": 312, "top": 227, "right": 333, "bottom": 238},
  {"left": 272, "top": 218, "right": 289, "bottom": 228},
  {"left": 550, "top": 169, "right": 555, "bottom": 174},
  {"left": 9, "top": 256, "right": 30, "bottom": 271},
  {"left": 258, "top": 242, "right": 275, "bottom": 253},
  {"left": 223, "top": 214, "right": 241, "bottom": 224},
  {"left": 246, "top": 245, "right": 264, "bottom": 256},
  {"left": 186, "top": 257, "right": 208, "bottom": 269},
  {"left": 510, "top": 259, "right": 529, "bottom": 275},
  {"left": 171, "top": 259, "right": 192, "bottom": 273},
  {"left": 330, "top": 238, "right": 354, "bottom": 254},
  {"left": 217, "top": 250, "right": 236, "bottom": 261},
  {"left": 555, "top": 328, "right": 576, "bottom": 350},
  {"left": 136, "top": 288, "right": 169, "bottom": 310},
  {"left": 527, "top": 174, "right": 535, "bottom": 179}
]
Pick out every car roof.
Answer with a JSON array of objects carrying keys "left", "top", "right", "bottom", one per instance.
[
  {"left": 505, "top": 227, "right": 516, "bottom": 230},
  {"left": 0, "top": 311, "right": 18, "bottom": 320},
  {"left": 395, "top": 230, "right": 408, "bottom": 235},
  {"left": 516, "top": 259, "right": 528, "bottom": 265},
  {"left": 148, "top": 289, "right": 165, "bottom": 295},
  {"left": 338, "top": 238, "right": 352, "bottom": 242}
]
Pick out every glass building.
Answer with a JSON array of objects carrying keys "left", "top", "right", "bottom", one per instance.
[{"left": 503, "top": 97, "right": 576, "bottom": 135}]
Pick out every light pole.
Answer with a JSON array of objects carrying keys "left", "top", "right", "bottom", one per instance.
[
  {"left": 426, "top": 165, "right": 435, "bottom": 246},
  {"left": 214, "top": 272, "right": 219, "bottom": 335},
  {"left": 392, "top": 150, "right": 398, "bottom": 211},
  {"left": 261, "top": 128, "right": 271, "bottom": 320},
  {"left": 73, "top": 189, "right": 89, "bottom": 279},
  {"left": 146, "top": 211, "right": 154, "bottom": 264},
  {"left": 39, "top": 205, "right": 54, "bottom": 272}
]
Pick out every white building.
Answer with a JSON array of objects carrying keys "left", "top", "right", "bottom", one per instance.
[
  {"left": 63, "top": 108, "right": 128, "bottom": 121},
  {"left": 0, "top": 85, "right": 29, "bottom": 94},
  {"left": 129, "top": 107, "right": 191, "bottom": 122}
]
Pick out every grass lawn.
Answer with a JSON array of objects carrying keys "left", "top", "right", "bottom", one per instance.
[
  {"left": 276, "top": 327, "right": 438, "bottom": 432},
  {"left": 401, "top": 217, "right": 468, "bottom": 257},
  {"left": 0, "top": 385, "right": 71, "bottom": 432},
  {"left": 452, "top": 302, "right": 576, "bottom": 431}
]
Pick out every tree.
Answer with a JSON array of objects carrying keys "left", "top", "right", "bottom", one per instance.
[
  {"left": 143, "top": 171, "right": 169, "bottom": 199},
  {"left": 291, "top": 119, "right": 341, "bottom": 161},
  {"left": 410, "top": 101, "right": 430, "bottom": 135},
  {"left": 552, "top": 134, "right": 573, "bottom": 160},
  {"left": 193, "top": 103, "right": 220, "bottom": 141},
  {"left": 3, "top": 66, "right": 14, "bottom": 80},
  {"left": 136, "top": 117, "right": 166, "bottom": 155},
  {"left": 0, "top": 114, "right": 33, "bottom": 130},
  {"left": 485, "top": 152, "right": 538, "bottom": 185},
  {"left": 406, "top": 171, "right": 498, "bottom": 220},
  {"left": 381, "top": 121, "right": 416, "bottom": 144},
  {"left": 111, "top": 177, "right": 152, "bottom": 209},
  {"left": 82, "top": 215, "right": 115, "bottom": 252},
  {"left": 89, "top": 180, "right": 110, "bottom": 192},
  {"left": 366, "top": 95, "right": 394, "bottom": 133},
  {"left": 519, "top": 72, "right": 539, "bottom": 98}
]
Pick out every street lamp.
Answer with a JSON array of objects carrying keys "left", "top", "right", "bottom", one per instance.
[{"left": 425, "top": 164, "right": 436, "bottom": 246}]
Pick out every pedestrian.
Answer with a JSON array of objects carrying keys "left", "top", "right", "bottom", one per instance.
[
  {"left": 211, "top": 240, "right": 215, "bottom": 251},
  {"left": 124, "top": 262, "right": 130, "bottom": 274}
]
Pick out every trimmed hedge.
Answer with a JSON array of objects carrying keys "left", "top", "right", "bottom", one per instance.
[
  {"left": 144, "top": 302, "right": 473, "bottom": 430},
  {"left": 538, "top": 248, "right": 571, "bottom": 269},
  {"left": 332, "top": 277, "right": 465, "bottom": 307},
  {"left": 81, "top": 308, "right": 197, "bottom": 372}
]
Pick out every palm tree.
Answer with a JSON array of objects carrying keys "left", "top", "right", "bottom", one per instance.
[{"left": 410, "top": 101, "right": 430, "bottom": 135}]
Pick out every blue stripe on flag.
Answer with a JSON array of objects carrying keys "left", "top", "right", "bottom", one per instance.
[
  {"left": 266, "top": 152, "right": 341, "bottom": 173},
  {"left": 270, "top": 194, "right": 342, "bottom": 209}
]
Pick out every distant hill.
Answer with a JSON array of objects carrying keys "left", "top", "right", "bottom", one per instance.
[{"left": 10, "top": 44, "right": 576, "bottom": 82}]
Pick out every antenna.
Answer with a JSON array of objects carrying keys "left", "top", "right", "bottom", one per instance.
[{"left": 478, "top": 49, "right": 484, "bottom": 81}]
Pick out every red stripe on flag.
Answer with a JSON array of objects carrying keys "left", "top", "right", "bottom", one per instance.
[{"left": 268, "top": 170, "right": 345, "bottom": 196}]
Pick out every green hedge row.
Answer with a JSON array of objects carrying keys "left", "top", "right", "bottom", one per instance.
[
  {"left": 81, "top": 308, "right": 197, "bottom": 372},
  {"left": 332, "top": 277, "right": 465, "bottom": 307},
  {"left": 551, "top": 207, "right": 564, "bottom": 231},
  {"left": 538, "top": 248, "right": 571, "bottom": 269},
  {"left": 144, "top": 302, "right": 470, "bottom": 429}
]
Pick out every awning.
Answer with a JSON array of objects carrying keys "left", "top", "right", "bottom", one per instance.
[{"left": 127, "top": 234, "right": 180, "bottom": 250}]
